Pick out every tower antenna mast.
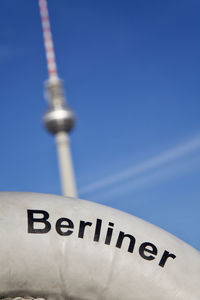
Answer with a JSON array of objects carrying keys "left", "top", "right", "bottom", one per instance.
[{"left": 38, "top": 0, "right": 77, "bottom": 198}]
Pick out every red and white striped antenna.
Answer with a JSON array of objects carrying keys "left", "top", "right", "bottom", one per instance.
[
  {"left": 38, "top": 0, "right": 58, "bottom": 82},
  {"left": 38, "top": 0, "right": 77, "bottom": 198}
]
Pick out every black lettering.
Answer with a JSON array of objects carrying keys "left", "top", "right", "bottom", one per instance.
[
  {"left": 56, "top": 218, "right": 74, "bottom": 236},
  {"left": 105, "top": 222, "right": 114, "bottom": 245},
  {"left": 27, "top": 209, "right": 51, "bottom": 234},
  {"left": 159, "top": 250, "right": 176, "bottom": 267},
  {"left": 139, "top": 242, "right": 157, "bottom": 260},
  {"left": 78, "top": 220, "right": 92, "bottom": 238},
  {"left": 94, "top": 219, "right": 102, "bottom": 242},
  {"left": 116, "top": 231, "right": 135, "bottom": 253}
]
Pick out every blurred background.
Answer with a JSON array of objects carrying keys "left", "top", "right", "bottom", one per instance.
[{"left": 0, "top": 0, "right": 200, "bottom": 249}]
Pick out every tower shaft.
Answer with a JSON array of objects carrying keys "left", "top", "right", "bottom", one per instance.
[{"left": 56, "top": 132, "right": 77, "bottom": 197}]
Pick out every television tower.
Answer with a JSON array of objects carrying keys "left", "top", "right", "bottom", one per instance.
[{"left": 38, "top": 0, "right": 77, "bottom": 198}]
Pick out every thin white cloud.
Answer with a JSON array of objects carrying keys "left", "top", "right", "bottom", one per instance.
[
  {"left": 80, "top": 135, "right": 200, "bottom": 195},
  {"left": 90, "top": 154, "right": 200, "bottom": 202}
]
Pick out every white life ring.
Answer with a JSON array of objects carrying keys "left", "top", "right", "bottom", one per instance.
[{"left": 0, "top": 192, "right": 199, "bottom": 299}]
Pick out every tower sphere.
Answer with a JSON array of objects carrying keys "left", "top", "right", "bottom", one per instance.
[{"left": 43, "top": 105, "right": 75, "bottom": 134}]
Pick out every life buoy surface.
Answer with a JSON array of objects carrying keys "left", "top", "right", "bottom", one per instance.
[{"left": 0, "top": 192, "right": 199, "bottom": 299}]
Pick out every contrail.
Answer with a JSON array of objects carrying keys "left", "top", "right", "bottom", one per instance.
[{"left": 80, "top": 135, "right": 200, "bottom": 195}]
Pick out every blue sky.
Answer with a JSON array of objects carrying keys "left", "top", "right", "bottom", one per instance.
[{"left": 0, "top": 0, "right": 200, "bottom": 250}]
